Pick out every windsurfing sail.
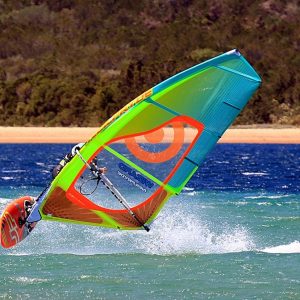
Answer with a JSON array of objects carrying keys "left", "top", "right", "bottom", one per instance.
[{"left": 38, "top": 49, "right": 261, "bottom": 230}]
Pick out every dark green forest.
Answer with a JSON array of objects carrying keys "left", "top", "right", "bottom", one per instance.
[{"left": 0, "top": 0, "right": 299, "bottom": 126}]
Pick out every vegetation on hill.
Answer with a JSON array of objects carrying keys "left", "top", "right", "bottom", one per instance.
[{"left": 0, "top": 0, "right": 299, "bottom": 126}]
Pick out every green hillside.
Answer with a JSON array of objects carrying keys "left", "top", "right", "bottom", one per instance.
[{"left": 0, "top": 0, "right": 299, "bottom": 126}]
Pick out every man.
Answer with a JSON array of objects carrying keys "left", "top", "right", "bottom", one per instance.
[{"left": 52, "top": 143, "right": 107, "bottom": 178}]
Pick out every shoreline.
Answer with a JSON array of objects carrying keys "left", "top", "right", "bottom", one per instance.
[{"left": 0, "top": 127, "right": 300, "bottom": 144}]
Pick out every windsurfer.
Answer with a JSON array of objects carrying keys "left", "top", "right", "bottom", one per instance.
[{"left": 52, "top": 143, "right": 107, "bottom": 178}]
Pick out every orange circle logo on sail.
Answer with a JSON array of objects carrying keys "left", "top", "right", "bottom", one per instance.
[{"left": 124, "top": 122, "right": 184, "bottom": 163}]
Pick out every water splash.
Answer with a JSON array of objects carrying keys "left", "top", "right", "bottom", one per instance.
[
  {"left": 137, "top": 210, "right": 255, "bottom": 255},
  {"left": 3, "top": 206, "right": 255, "bottom": 256}
]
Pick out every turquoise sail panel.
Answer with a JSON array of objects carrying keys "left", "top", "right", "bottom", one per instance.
[{"left": 150, "top": 49, "right": 261, "bottom": 191}]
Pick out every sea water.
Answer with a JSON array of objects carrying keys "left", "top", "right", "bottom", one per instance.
[{"left": 0, "top": 144, "right": 299, "bottom": 299}]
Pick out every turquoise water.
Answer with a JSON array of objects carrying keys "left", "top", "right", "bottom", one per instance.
[{"left": 0, "top": 144, "right": 299, "bottom": 299}]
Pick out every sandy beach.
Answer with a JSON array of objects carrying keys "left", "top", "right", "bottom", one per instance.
[{"left": 0, "top": 126, "right": 299, "bottom": 144}]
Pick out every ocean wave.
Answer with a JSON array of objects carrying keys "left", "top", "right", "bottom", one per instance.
[
  {"left": 261, "top": 241, "right": 300, "bottom": 254},
  {"left": 11, "top": 276, "right": 49, "bottom": 283},
  {"left": 257, "top": 202, "right": 283, "bottom": 206},
  {"left": 2, "top": 170, "right": 26, "bottom": 173},
  {"left": 1, "top": 177, "right": 14, "bottom": 180},
  {"left": 182, "top": 187, "right": 194, "bottom": 191},
  {"left": 244, "top": 194, "right": 292, "bottom": 200},
  {"left": 241, "top": 156, "right": 250, "bottom": 160},
  {"left": 41, "top": 170, "right": 50, "bottom": 174},
  {"left": 242, "top": 172, "right": 269, "bottom": 176}
]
